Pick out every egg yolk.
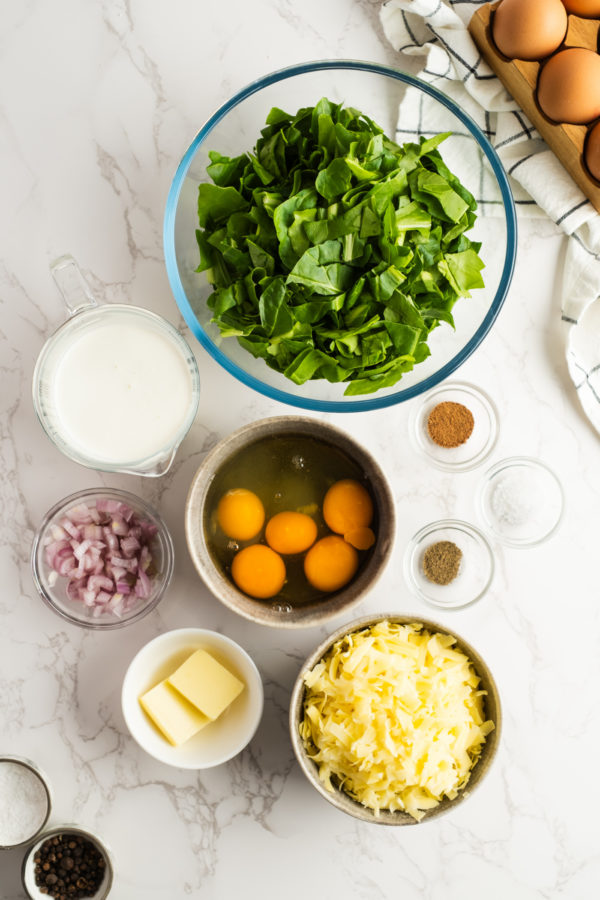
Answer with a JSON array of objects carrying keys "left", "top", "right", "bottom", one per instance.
[
  {"left": 344, "top": 526, "right": 376, "bottom": 551},
  {"left": 217, "top": 488, "right": 265, "bottom": 541},
  {"left": 304, "top": 535, "right": 359, "bottom": 593},
  {"left": 265, "top": 511, "right": 318, "bottom": 555},
  {"left": 322, "top": 479, "right": 374, "bottom": 536},
  {"left": 231, "top": 544, "right": 286, "bottom": 599}
]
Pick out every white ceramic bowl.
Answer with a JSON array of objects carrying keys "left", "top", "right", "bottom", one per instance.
[{"left": 121, "top": 628, "right": 263, "bottom": 768}]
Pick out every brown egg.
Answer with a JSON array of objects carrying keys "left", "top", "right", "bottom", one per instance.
[
  {"left": 585, "top": 122, "right": 600, "bottom": 182},
  {"left": 493, "top": 0, "right": 568, "bottom": 61},
  {"left": 537, "top": 48, "right": 600, "bottom": 123},
  {"left": 561, "top": 0, "right": 600, "bottom": 16}
]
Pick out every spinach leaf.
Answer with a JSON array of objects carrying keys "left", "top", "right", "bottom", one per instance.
[{"left": 195, "top": 99, "right": 485, "bottom": 395}]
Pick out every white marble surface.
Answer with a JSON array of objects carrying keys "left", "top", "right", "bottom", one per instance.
[{"left": 2, "top": 1, "right": 600, "bottom": 898}]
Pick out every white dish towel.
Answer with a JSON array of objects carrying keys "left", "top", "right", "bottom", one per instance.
[{"left": 380, "top": 0, "right": 600, "bottom": 431}]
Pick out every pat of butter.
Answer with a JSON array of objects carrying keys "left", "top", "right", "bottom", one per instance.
[
  {"left": 139, "top": 679, "right": 210, "bottom": 746},
  {"left": 168, "top": 649, "right": 244, "bottom": 720}
]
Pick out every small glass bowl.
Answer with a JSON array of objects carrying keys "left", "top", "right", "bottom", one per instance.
[
  {"left": 0, "top": 756, "right": 51, "bottom": 849},
  {"left": 404, "top": 519, "right": 495, "bottom": 609},
  {"left": 478, "top": 457, "right": 564, "bottom": 547},
  {"left": 22, "top": 825, "right": 113, "bottom": 900},
  {"left": 409, "top": 382, "right": 499, "bottom": 472},
  {"left": 31, "top": 488, "right": 174, "bottom": 629}
]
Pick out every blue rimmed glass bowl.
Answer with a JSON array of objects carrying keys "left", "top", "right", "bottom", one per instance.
[{"left": 164, "top": 61, "right": 516, "bottom": 413}]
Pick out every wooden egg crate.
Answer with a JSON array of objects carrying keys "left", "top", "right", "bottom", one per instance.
[{"left": 468, "top": 2, "right": 600, "bottom": 213}]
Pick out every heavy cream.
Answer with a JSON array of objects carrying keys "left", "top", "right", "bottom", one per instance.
[{"left": 51, "top": 318, "right": 194, "bottom": 464}]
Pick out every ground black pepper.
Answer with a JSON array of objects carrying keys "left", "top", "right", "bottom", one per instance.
[
  {"left": 427, "top": 401, "right": 474, "bottom": 448},
  {"left": 422, "top": 540, "right": 462, "bottom": 585},
  {"left": 33, "top": 833, "right": 105, "bottom": 899}
]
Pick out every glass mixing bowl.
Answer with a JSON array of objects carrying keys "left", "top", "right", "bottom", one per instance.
[{"left": 164, "top": 60, "right": 516, "bottom": 412}]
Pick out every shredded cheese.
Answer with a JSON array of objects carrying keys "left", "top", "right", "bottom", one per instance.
[{"left": 300, "top": 620, "right": 495, "bottom": 820}]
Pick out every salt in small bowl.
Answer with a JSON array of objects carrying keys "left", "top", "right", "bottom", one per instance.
[
  {"left": 0, "top": 756, "right": 51, "bottom": 850},
  {"left": 477, "top": 456, "right": 564, "bottom": 547}
]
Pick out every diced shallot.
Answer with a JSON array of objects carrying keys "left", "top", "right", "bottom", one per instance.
[
  {"left": 83, "top": 524, "right": 104, "bottom": 542},
  {"left": 43, "top": 499, "right": 160, "bottom": 617},
  {"left": 120, "top": 535, "right": 140, "bottom": 559},
  {"left": 73, "top": 539, "right": 92, "bottom": 561},
  {"left": 135, "top": 568, "right": 151, "bottom": 599},
  {"left": 111, "top": 515, "right": 129, "bottom": 536}
]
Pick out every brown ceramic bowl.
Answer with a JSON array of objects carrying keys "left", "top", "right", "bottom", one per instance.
[
  {"left": 289, "top": 613, "right": 501, "bottom": 824},
  {"left": 185, "top": 416, "right": 395, "bottom": 628}
]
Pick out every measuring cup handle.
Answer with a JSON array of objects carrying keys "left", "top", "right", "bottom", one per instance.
[{"left": 50, "top": 254, "right": 98, "bottom": 316}]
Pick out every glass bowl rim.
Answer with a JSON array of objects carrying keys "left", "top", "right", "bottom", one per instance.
[
  {"left": 163, "top": 58, "right": 517, "bottom": 413},
  {"left": 31, "top": 487, "right": 175, "bottom": 630},
  {"left": 403, "top": 517, "right": 495, "bottom": 609}
]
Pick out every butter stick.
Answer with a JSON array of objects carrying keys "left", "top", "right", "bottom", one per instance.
[
  {"left": 139, "top": 679, "right": 210, "bottom": 746},
  {"left": 167, "top": 649, "right": 244, "bottom": 720}
]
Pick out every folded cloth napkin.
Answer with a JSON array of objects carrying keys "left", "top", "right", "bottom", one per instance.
[{"left": 380, "top": 0, "right": 600, "bottom": 431}]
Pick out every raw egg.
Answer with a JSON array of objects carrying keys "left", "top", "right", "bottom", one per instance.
[
  {"left": 217, "top": 488, "right": 264, "bottom": 541},
  {"left": 561, "top": 0, "right": 600, "bottom": 16},
  {"left": 492, "top": 0, "right": 567, "bottom": 60},
  {"left": 231, "top": 544, "right": 286, "bottom": 598},
  {"left": 322, "top": 479, "right": 373, "bottom": 536},
  {"left": 265, "top": 511, "right": 317, "bottom": 555},
  {"left": 585, "top": 122, "right": 600, "bottom": 181},
  {"left": 537, "top": 48, "right": 600, "bottom": 123},
  {"left": 304, "top": 535, "right": 359, "bottom": 593}
]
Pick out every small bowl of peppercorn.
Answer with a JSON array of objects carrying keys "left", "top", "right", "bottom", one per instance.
[
  {"left": 404, "top": 518, "right": 495, "bottom": 610},
  {"left": 409, "top": 382, "right": 499, "bottom": 472},
  {"left": 21, "top": 826, "right": 113, "bottom": 900}
]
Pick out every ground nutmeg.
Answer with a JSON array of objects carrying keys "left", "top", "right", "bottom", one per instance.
[
  {"left": 33, "top": 832, "right": 106, "bottom": 899},
  {"left": 427, "top": 401, "right": 474, "bottom": 448}
]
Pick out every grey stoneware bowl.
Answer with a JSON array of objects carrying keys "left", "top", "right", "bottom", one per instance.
[
  {"left": 21, "top": 824, "right": 114, "bottom": 899},
  {"left": 289, "top": 613, "right": 502, "bottom": 824},
  {"left": 185, "top": 416, "right": 395, "bottom": 628}
]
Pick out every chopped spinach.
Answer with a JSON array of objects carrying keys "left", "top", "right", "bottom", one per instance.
[{"left": 196, "top": 98, "right": 484, "bottom": 396}]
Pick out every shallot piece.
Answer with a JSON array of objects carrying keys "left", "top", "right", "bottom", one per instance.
[{"left": 43, "top": 499, "right": 159, "bottom": 616}]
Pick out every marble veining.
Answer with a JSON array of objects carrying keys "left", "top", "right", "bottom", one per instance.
[{"left": 2, "top": 0, "right": 600, "bottom": 898}]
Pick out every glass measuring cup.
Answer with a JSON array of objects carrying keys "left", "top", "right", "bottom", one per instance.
[{"left": 32, "top": 255, "right": 200, "bottom": 477}]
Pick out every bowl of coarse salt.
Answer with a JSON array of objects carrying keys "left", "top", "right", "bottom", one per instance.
[{"left": 0, "top": 756, "right": 51, "bottom": 849}]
